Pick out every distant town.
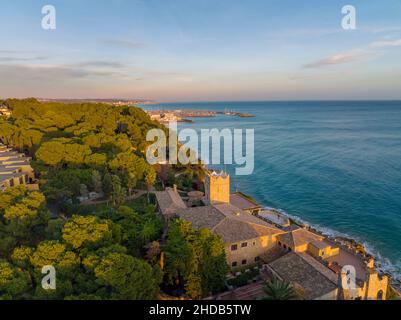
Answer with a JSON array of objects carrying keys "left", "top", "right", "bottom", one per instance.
[
  {"left": 37, "top": 98, "right": 154, "bottom": 106},
  {"left": 146, "top": 109, "right": 254, "bottom": 124}
]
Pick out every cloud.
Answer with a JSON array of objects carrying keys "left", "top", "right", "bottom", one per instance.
[
  {"left": 370, "top": 38, "right": 401, "bottom": 48},
  {"left": 0, "top": 49, "right": 48, "bottom": 63},
  {"left": 0, "top": 61, "right": 188, "bottom": 87},
  {"left": 75, "top": 61, "right": 125, "bottom": 68},
  {"left": 303, "top": 31, "right": 401, "bottom": 69},
  {"left": 0, "top": 56, "right": 48, "bottom": 62},
  {"left": 369, "top": 26, "right": 401, "bottom": 34},
  {"left": 303, "top": 51, "right": 367, "bottom": 68},
  {"left": 100, "top": 38, "right": 143, "bottom": 49},
  {"left": 0, "top": 63, "right": 127, "bottom": 81},
  {"left": 0, "top": 49, "right": 35, "bottom": 54}
]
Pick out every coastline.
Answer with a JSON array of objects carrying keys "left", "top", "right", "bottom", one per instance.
[
  {"left": 140, "top": 102, "right": 401, "bottom": 292},
  {"left": 262, "top": 205, "right": 401, "bottom": 289}
]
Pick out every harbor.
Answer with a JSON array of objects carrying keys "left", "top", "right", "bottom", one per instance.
[{"left": 146, "top": 108, "right": 254, "bottom": 124}]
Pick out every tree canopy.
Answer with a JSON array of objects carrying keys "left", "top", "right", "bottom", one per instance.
[
  {"left": 0, "top": 99, "right": 225, "bottom": 300},
  {"left": 0, "top": 98, "right": 163, "bottom": 204},
  {"left": 164, "top": 219, "right": 228, "bottom": 299}
]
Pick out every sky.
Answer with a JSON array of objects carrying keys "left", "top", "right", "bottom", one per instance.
[{"left": 1, "top": 0, "right": 401, "bottom": 102}]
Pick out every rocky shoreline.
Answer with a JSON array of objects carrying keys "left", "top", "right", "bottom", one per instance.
[{"left": 281, "top": 211, "right": 400, "bottom": 292}]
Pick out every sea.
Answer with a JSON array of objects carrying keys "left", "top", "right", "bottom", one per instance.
[{"left": 143, "top": 101, "right": 401, "bottom": 282}]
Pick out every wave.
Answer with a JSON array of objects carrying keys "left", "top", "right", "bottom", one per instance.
[{"left": 263, "top": 206, "right": 401, "bottom": 286}]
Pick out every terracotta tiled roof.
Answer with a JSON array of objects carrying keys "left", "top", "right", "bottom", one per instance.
[
  {"left": 298, "top": 252, "right": 338, "bottom": 284},
  {"left": 277, "top": 228, "right": 324, "bottom": 248},
  {"left": 177, "top": 206, "right": 225, "bottom": 230},
  {"left": 269, "top": 252, "right": 338, "bottom": 299},
  {"left": 309, "top": 240, "right": 332, "bottom": 250},
  {"left": 214, "top": 280, "right": 265, "bottom": 300},
  {"left": 230, "top": 192, "right": 262, "bottom": 211},
  {"left": 177, "top": 203, "right": 283, "bottom": 243},
  {"left": 155, "top": 188, "right": 186, "bottom": 216}
]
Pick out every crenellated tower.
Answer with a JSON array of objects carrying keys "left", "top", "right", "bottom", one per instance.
[{"left": 204, "top": 170, "right": 230, "bottom": 205}]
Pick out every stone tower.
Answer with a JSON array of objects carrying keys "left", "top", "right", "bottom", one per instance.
[{"left": 204, "top": 170, "right": 230, "bottom": 205}]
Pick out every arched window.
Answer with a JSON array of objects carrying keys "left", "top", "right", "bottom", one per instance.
[{"left": 377, "top": 290, "right": 384, "bottom": 300}]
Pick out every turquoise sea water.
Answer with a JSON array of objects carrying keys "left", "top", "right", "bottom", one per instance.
[{"left": 145, "top": 101, "right": 401, "bottom": 280}]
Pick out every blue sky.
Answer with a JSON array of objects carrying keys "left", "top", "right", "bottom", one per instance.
[{"left": 1, "top": 0, "right": 401, "bottom": 101}]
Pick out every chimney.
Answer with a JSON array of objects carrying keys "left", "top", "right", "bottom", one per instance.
[{"left": 173, "top": 184, "right": 177, "bottom": 192}]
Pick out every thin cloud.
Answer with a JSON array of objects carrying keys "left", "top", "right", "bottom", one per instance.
[
  {"left": 76, "top": 61, "right": 125, "bottom": 68},
  {"left": 0, "top": 62, "right": 187, "bottom": 85},
  {"left": 369, "top": 26, "right": 401, "bottom": 34},
  {"left": 370, "top": 38, "right": 401, "bottom": 48},
  {"left": 0, "top": 63, "right": 127, "bottom": 81},
  {"left": 304, "top": 51, "right": 367, "bottom": 68},
  {"left": 0, "top": 56, "right": 48, "bottom": 62},
  {"left": 0, "top": 49, "right": 35, "bottom": 54}
]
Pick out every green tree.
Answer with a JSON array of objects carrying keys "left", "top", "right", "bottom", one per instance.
[
  {"left": 94, "top": 253, "right": 159, "bottom": 299},
  {"left": 45, "top": 218, "right": 65, "bottom": 240},
  {"left": 92, "top": 170, "right": 103, "bottom": 194},
  {"left": 102, "top": 172, "right": 112, "bottom": 198},
  {"left": 1, "top": 190, "right": 49, "bottom": 241},
  {"left": 11, "top": 246, "right": 34, "bottom": 269},
  {"left": 126, "top": 175, "right": 137, "bottom": 197},
  {"left": 164, "top": 219, "right": 228, "bottom": 298},
  {"left": 262, "top": 279, "right": 298, "bottom": 300},
  {"left": 144, "top": 167, "right": 157, "bottom": 202},
  {"left": 110, "top": 175, "right": 126, "bottom": 208},
  {"left": 36, "top": 139, "right": 92, "bottom": 167},
  {"left": 30, "top": 241, "right": 80, "bottom": 273},
  {"left": 62, "top": 215, "right": 113, "bottom": 250},
  {"left": 0, "top": 260, "right": 31, "bottom": 299},
  {"left": 42, "top": 168, "right": 92, "bottom": 202}
]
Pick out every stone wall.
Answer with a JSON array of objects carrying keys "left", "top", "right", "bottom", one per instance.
[{"left": 225, "top": 235, "right": 277, "bottom": 270}]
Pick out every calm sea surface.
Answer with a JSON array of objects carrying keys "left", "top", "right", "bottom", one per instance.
[{"left": 144, "top": 101, "right": 401, "bottom": 280}]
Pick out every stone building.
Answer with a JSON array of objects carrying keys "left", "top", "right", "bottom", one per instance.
[
  {"left": 155, "top": 185, "right": 187, "bottom": 221},
  {"left": 266, "top": 252, "right": 339, "bottom": 300},
  {"left": 0, "top": 105, "right": 12, "bottom": 118},
  {"left": 155, "top": 172, "right": 283, "bottom": 270},
  {"left": 176, "top": 203, "right": 284, "bottom": 269},
  {"left": 154, "top": 170, "right": 389, "bottom": 299},
  {"left": 229, "top": 192, "right": 262, "bottom": 214},
  {"left": 0, "top": 144, "right": 38, "bottom": 191},
  {"left": 204, "top": 170, "right": 230, "bottom": 205},
  {"left": 276, "top": 226, "right": 389, "bottom": 300}
]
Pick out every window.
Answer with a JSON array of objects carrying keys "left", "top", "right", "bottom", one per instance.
[
  {"left": 241, "top": 242, "right": 247, "bottom": 248},
  {"left": 231, "top": 244, "right": 238, "bottom": 251},
  {"left": 278, "top": 241, "right": 282, "bottom": 246},
  {"left": 321, "top": 251, "right": 325, "bottom": 256},
  {"left": 254, "top": 256, "right": 260, "bottom": 262},
  {"left": 231, "top": 261, "right": 237, "bottom": 267},
  {"left": 283, "top": 244, "right": 287, "bottom": 249},
  {"left": 241, "top": 259, "right": 247, "bottom": 265}
]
